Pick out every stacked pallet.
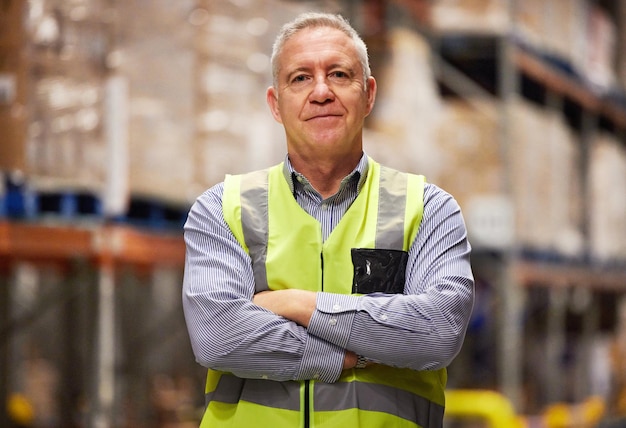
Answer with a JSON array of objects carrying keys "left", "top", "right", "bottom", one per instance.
[
  {"left": 589, "top": 133, "right": 626, "bottom": 262},
  {"left": 1, "top": 0, "right": 334, "bottom": 225},
  {"left": 430, "top": 97, "right": 586, "bottom": 256},
  {"left": 191, "top": 0, "right": 332, "bottom": 194},
  {"left": 1, "top": 0, "right": 118, "bottom": 219},
  {"left": 115, "top": 0, "right": 331, "bottom": 205},
  {"left": 431, "top": 0, "right": 621, "bottom": 94},
  {"left": 0, "top": 0, "right": 28, "bottom": 172},
  {"left": 365, "top": 27, "right": 443, "bottom": 179}
]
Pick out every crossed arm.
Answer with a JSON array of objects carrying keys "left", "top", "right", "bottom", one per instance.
[
  {"left": 182, "top": 183, "right": 474, "bottom": 382},
  {"left": 253, "top": 289, "right": 359, "bottom": 369}
]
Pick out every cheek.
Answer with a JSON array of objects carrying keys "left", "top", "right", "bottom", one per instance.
[{"left": 279, "top": 99, "right": 302, "bottom": 121}]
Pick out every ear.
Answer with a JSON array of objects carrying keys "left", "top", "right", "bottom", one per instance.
[
  {"left": 266, "top": 86, "right": 283, "bottom": 124},
  {"left": 364, "top": 76, "right": 377, "bottom": 116}
]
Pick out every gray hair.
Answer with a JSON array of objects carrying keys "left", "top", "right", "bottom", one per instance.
[{"left": 270, "top": 12, "right": 371, "bottom": 87}]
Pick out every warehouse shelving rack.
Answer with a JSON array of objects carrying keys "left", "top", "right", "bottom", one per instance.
[
  {"left": 434, "top": 19, "right": 626, "bottom": 412},
  {"left": 352, "top": 0, "right": 626, "bottom": 413},
  {"left": 0, "top": 220, "right": 186, "bottom": 426},
  {"left": 1, "top": 0, "right": 626, "bottom": 424}
]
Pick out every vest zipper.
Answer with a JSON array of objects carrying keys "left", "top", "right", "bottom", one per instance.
[
  {"left": 305, "top": 252, "right": 323, "bottom": 427},
  {"left": 320, "top": 252, "right": 324, "bottom": 291},
  {"left": 304, "top": 379, "right": 310, "bottom": 428}
]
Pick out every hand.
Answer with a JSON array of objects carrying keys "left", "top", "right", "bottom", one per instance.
[
  {"left": 255, "top": 291, "right": 368, "bottom": 371},
  {"left": 343, "top": 351, "right": 358, "bottom": 369},
  {"left": 253, "top": 289, "right": 317, "bottom": 327}
]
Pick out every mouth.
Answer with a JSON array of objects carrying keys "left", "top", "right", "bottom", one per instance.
[{"left": 306, "top": 114, "right": 342, "bottom": 121}]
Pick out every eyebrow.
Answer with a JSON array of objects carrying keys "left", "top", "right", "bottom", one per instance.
[
  {"left": 285, "top": 66, "right": 311, "bottom": 83},
  {"left": 284, "top": 63, "right": 357, "bottom": 82}
]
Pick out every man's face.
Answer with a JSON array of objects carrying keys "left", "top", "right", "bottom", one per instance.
[{"left": 266, "top": 26, "right": 376, "bottom": 160}]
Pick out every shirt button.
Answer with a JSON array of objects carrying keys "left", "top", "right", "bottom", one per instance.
[
  {"left": 380, "top": 314, "right": 388, "bottom": 321},
  {"left": 329, "top": 318, "right": 337, "bottom": 326},
  {"left": 332, "top": 304, "right": 341, "bottom": 311},
  {"left": 321, "top": 203, "right": 328, "bottom": 210},
  {"left": 313, "top": 373, "right": 320, "bottom": 379},
  {"left": 261, "top": 375, "right": 269, "bottom": 379}
]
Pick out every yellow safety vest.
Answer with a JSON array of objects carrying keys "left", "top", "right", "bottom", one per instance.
[{"left": 202, "top": 158, "right": 446, "bottom": 428}]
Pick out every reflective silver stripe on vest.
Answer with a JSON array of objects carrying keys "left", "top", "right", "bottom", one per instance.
[
  {"left": 315, "top": 381, "right": 443, "bottom": 427},
  {"left": 376, "top": 166, "right": 408, "bottom": 250},
  {"left": 206, "top": 375, "right": 444, "bottom": 427},
  {"left": 238, "top": 166, "right": 409, "bottom": 292},
  {"left": 206, "top": 375, "right": 301, "bottom": 411},
  {"left": 239, "top": 169, "right": 270, "bottom": 293}
]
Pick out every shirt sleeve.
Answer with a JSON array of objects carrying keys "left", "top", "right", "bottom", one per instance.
[
  {"left": 182, "top": 183, "right": 345, "bottom": 383},
  {"left": 307, "top": 183, "right": 475, "bottom": 370}
]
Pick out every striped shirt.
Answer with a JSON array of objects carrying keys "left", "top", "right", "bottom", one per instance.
[{"left": 182, "top": 154, "right": 474, "bottom": 383}]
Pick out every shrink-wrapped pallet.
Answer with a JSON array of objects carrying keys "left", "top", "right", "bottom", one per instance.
[
  {"left": 432, "top": 96, "right": 584, "bottom": 255},
  {"left": 619, "top": 3, "right": 626, "bottom": 91},
  {"left": 119, "top": 0, "right": 327, "bottom": 204},
  {"left": 116, "top": 0, "right": 196, "bottom": 204},
  {"left": 515, "top": 0, "right": 587, "bottom": 68},
  {"left": 535, "top": 1, "right": 617, "bottom": 94},
  {"left": 365, "top": 27, "right": 443, "bottom": 179},
  {"left": 20, "top": 0, "right": 115, "bottom": 196},
  {"left": 0, "top": 0, "right": 28, "bottom": 172},
  {"left": 430, "top": 0, "right": 509, "bottom": 34},
  {"left": 508, "top": 98, "right": 583, "bottom": 256},
  {"left": 431, "top": 0, "right": 617, "bottom": 94},
  {"left": 432, "top": 98, "right": 501, "bottom": 210},
  {"left": 589, "top": 133, "right": 626, "bottom": 262},
  {"left": 12, "top": 0, "right": 335, "bottom": 209}
]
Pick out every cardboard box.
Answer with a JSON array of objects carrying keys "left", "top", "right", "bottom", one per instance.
[
  {"left": 0, "top": 22, "right": 28, "bottom": 172},
  {"left": 0, "top": 104, "right": 27, "bottom": 171},
  {"left": 0, "top": 0, "right": 25, "bottom": 48}
]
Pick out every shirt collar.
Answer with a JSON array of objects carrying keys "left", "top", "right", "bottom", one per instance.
[{"left": 281, "top": 153, "right": 370, "bottom": 196}]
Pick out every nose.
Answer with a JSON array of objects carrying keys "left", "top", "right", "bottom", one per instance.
[{"left": 309, "top": 76, "right": 335, "bottom": 103}]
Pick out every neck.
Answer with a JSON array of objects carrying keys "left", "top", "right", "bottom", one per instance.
[{"left": 289, "top": 151, "right": 362, "bottom": 199}]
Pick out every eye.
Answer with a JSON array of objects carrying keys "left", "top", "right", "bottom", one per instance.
[
  {"left": 291, "top": 74, "right": 311, "bottom": 85},
  {"left": 328, "top": 70, "right": 351, "bottom": 84}
]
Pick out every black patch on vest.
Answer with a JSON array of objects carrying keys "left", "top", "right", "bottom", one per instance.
[{"left": 351, "top": 248, "right": 408, "bottom": 294}]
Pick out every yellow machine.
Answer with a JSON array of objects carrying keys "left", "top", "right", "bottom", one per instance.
[{"left": 445, "top": 389, "right": 526, "bottom": 428}]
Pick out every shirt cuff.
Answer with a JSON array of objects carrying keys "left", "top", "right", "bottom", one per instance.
[
  {"left": 297, "top": 334, "right": 345, "bottom": 383},
  {"left": 307, "top": 292, "right": 360, "bottom": 350}
]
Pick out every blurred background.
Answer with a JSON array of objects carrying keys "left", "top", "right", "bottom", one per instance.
[{"left": 1, "top": 0, "right": 626, "bottom": 427}]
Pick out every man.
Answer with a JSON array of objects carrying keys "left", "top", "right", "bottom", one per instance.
[{"left": 183, "top": 12, "right": 474, "bottom": 428}]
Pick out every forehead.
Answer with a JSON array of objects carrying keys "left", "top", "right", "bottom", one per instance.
[{"left": 278, "top": 27, "right": 359, "bottom": 70}]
